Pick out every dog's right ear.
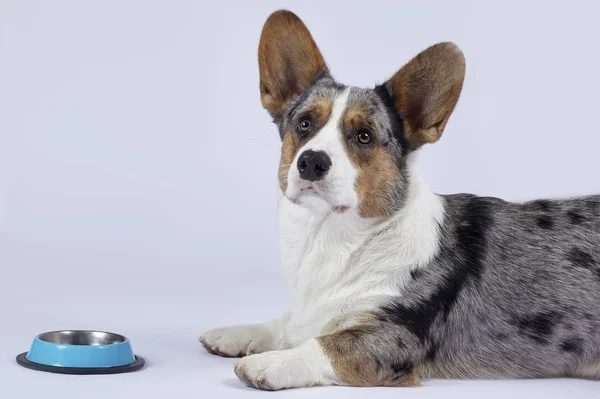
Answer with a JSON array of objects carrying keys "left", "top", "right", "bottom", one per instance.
[{"left": 258, "top": 10, "right": 328, "bottom": 121}]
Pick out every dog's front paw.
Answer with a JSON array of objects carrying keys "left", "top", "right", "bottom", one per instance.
[
  {"left": 234, "top": 351, "right": 305, "bottom": 391},
  {"left": 199, "top": 325, "right": 274, "bottom": 357},
  {"left": 233, "top": 341, "right": 336, "bottom": 391}
]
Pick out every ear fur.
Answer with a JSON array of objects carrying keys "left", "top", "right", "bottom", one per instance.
[
  {"left": 387, "top": 42, "right": 466, "bottom": 147},
  {"left": 258, "top": 10, "right": 328, "bottom": 120}
]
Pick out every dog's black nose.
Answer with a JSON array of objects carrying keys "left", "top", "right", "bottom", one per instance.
[{"left": 297, "top": 150, "right": 332, "bottom": 182}]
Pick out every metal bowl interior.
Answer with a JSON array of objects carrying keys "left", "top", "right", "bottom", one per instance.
[{"left": 37, "top": 330, "right": 127, "bottom": 346}]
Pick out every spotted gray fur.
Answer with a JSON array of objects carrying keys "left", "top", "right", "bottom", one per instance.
[{"left": 341, "top": 194, "right": 600, "bottom": 379}]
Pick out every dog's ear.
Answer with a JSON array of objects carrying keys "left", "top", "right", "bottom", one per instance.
[
  {"left": 258, "top": 10, "right": 328, "bottom": 120},
  {"left": 385, "top": 42, "right": 465, "bottom": 147}
]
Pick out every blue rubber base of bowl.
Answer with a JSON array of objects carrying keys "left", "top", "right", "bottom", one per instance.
[{"left": 16, "top": 352, "right": 145, "bottom": 375}]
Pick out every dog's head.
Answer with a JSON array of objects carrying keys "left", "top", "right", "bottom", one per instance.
[{"left": 259, "top": 10, "right": 465, "bottom": 218}]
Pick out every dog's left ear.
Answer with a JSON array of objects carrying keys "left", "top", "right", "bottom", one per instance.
[{"left": 385, "top": 42, "right": 465, "bottom": 147}]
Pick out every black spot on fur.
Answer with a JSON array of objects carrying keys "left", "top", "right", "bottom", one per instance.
[
  {"left": 567, "top": 247, "right": 595, "bottom": 271},
  {"left": 584, "top": 312, "right": 593, "bottom": 320},
  {"left": 396, "top": 336, "right": 406, "bottom": 349},
  {"left": 567, "top": 210, "right": 586, "bottom": 225},
  {"left": 494, "top": 332, "right": 509, "bottom": 341},
  {"left": 410, "top": 268, "right": 423, "bottom": 280},
  {"left": 536, "top": 215, "right": 554, "bottom": 229},
  {"left": 374, "top": 358, "right": 383, "bottom": 372},
  {"left": 528, "top": 200, "right": 553, "bottom": 212},
  {"left": 560, "top": 338, "right": 583, "bottom": 354},
  {"left": 378, "top": 196, "right": 493, "bottom": 342},
  {"left": 517, "top": 277, "right": 528, "bottom": 286},
  {"left": 374, "top": 83, "right": 412, "bottom": 157},
  {"left": 379, "top": 302, "right": 436, "bottom": 344},
  {"left": 390, "top": 362, "right": 413, "bottom": 375},
  {"left": 514, "top": 311, "right": 563, "bottom": 344},
  {"left": 524, "top": 200, "right": 555, "bottom": 229},
  {"left": 425, "top": 343, "right": 438, "bottom": 362}
]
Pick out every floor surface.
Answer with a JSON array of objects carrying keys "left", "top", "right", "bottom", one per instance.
[{"left": 2, "top": 272, "right": 598, "bottom": 398}]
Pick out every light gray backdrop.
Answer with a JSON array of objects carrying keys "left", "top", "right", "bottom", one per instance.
[{"left": 1, "top": 0, "right": 599, "bottom": 398}]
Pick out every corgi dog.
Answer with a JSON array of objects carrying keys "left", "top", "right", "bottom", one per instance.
[{"left": 200, "top": 10, "right": 600, "bottom": 390}]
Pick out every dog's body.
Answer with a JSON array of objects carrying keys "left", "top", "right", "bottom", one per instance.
[{"left": 200, "top": 10, "right": 600, "bottom": 390}]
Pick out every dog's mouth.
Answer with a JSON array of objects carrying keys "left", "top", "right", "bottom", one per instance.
[
  {"left": 285, "top": 184, "right": 317, "bottom": 204},
  {"left": 286, "top": 184, "right": 351, "bottom": 214}
]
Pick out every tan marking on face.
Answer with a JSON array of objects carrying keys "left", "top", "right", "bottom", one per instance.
[
  {"left": 354, "top": 150, "right": 400, "bottom": 219},
  {"left": 341, "top": 107, "right": 374, "bottom": 134},
  {"left": 341, "top": 106, "right": 401, "bottom": 219},
  {"left": 319, "top": 325, "right": 421, "bottom": 387},
  {"left": 278, "top": 99, "right": 333, "bottom": 192},
  {"left": 310, "top": 98, "right": 333, "bottom": 126},
  {"left": 279, "top": 131, "right": 300, "bottom": 193}
]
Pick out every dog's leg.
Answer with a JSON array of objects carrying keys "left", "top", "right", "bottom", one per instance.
[
  {"left": 199, "top": 314, "right": 289, "bottom": 357},
  {"left": 233, "top": 325, "right": 421, "bottom": 390}
]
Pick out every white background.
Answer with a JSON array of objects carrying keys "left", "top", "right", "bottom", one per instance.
[{"left": 1, "top": 0, "right": 600, "bottom": 397}]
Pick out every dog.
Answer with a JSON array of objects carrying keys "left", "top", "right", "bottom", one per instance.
[{"left": 199, "top": 10, "right": 600, "bottom": 390}]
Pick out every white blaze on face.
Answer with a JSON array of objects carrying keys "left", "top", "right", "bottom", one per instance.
[{"left": 286, "top": 89, "right": 358, "bottom": 211}]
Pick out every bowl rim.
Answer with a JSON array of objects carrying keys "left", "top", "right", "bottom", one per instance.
[{"left": 35, "top": 330, "right": 129, "bottom": 346}]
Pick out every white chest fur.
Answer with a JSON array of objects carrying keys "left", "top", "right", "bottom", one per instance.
[{"left": 276, "top": 164, "right": 446, "bottom": 347}]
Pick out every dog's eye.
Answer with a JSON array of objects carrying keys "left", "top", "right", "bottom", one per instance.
[
  {"left": 298, "top": 118, "right": 312, "bottom": 134},
  {"left": 357, "top": 130, "right": 372, "bottom": 145}
]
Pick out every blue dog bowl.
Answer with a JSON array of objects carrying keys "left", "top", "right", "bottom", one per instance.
[{"left": 16, "top": 330, "right": 145, "bottom": 375}]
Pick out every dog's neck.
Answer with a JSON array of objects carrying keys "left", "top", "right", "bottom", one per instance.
[
  {"left": 276, "top": 155, "right": 445, "bottom": 327},
  {"left": 387, "top": 156, "right": 446, "bottom": 268}
]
